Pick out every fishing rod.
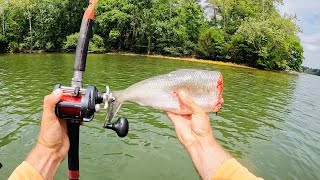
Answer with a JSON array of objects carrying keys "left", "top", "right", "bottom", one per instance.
[{"left": 53, "top": 0, "right": 128, "bottom": 179}]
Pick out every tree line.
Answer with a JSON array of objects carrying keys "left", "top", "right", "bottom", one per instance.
[
  {"left": 0, "top": 0, "right": 304, "bottom": 71},
  {"left": 302, "top": 67, "right": 320, "bottom": 76}
]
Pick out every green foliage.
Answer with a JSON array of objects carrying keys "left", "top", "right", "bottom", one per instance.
[
  {"left": 45, "top": 42, "right": 55, "bottom": 51},
  {"left": 0, "top": 0, "right": 304, "bottom": 71},
  {"left": 90, "top": 34, "right": 105, "bottom": 51},
  {"left": 108, "top": 29, "right": 121, "bottom": 49},
  {"left": 63, "top": 33, "right": 79, "bottom": 50},
  {"left": 209, "top": 0, "right": 283, "bottom": 34},
  {"left": 8, "top": 41, "right": 19, "bottom": 53},
  {"left": 226, "top": 16, "right": 303, "bottom": 70},
  {"left": 0, "top": 34, "right": 7, "bottom": 53},
  {"left": 196, "top": 28, "right": 225, "bottom": 59},
  {"left": 95, "top": 0, "right": 205, "bottom": 55},
  {"left": 63, "top": 33, "right": 105, "bottom": 51},
  {"left": 1, "top": 0, "right": 87, "bottom": 51}
]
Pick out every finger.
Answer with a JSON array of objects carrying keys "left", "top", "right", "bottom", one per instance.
[
  {"left": 177, "top": 91, "right": 212, "bottom": 134},
  {"left": 166, "top": 112, "right": 195, "bottom": 146},
  {"left": 165, "top": 112, "right": 190, "bottom": 132},
  {"left": 63, "top": 92, "right": 72, "bottom": 96},
  {"left": 43, "top": 89, "right": 63, "bottom": 109},
  {"left": 60, "top": 119, "right": 68, "bottom": 134},
  {"left": 177, "top": 90, "right": 205, "bottom": 115},
  {"left": 43, "top": 89, "right": 63, "bottom": 120},
  {"left": 166, "top": 112, "right": 191, "bottom": 121},
  {"left": 166, "top": 112, "right": 181, "bottom": 126}
]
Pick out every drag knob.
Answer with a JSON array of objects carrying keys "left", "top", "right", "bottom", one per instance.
[{"left": 105, "top": 117, "right": 129, "bottom": 137}]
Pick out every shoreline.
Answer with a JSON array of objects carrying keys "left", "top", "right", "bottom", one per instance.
[
  {"left": 105, "top": 52, "right": 254, "bottom": 69},
  {"left": 3, "top": 52, "right": 301, "bottom": 74},
  {"left": 2, "top": 51, "right": 255, "bottom": 69}
]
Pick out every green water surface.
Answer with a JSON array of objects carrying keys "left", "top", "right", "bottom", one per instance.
[{"left": 0, "top": 54, "right": 319, "bottom": 179}]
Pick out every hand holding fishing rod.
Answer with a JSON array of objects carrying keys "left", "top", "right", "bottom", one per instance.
[
  {"left": 21, "top": 89, "right": 68, "bottom": 180},
  {"left": 54, "top": 86, "right": 128, "bottom": 180},
  {"left": 53, "top": 0, "right": 128, "bottom": 179}
]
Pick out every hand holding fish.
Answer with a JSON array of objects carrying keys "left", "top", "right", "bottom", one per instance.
[
  {"left": 166, "top": 90, "right": 232, "bottom": 180},
  {"left": 166, "top": 90, "right": 213, "bottom": 149}
]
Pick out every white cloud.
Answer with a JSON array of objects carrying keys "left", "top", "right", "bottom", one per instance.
[
  {"left": 301, "top": 32, "right": 320, "bottom": 52},
  {"left": 279, "top": 0, "right": 320, "bottom": 15},
  {"left": 300, "top": 29, "right": 320, "bottom": 68},
  {"left": 279, "top": 0, "right": 320, "bottom": 68}
]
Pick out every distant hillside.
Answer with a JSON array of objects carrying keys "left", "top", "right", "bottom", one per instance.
[{"left": 302, "top": 66, "right": 320, "bottom": 76}]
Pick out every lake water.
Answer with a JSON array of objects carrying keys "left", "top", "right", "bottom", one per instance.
[{"left": 0, "top": 54, "right": 319, "bottom": 179}]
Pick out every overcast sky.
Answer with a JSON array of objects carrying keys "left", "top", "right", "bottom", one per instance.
[{"left": 278, "top": 0, "right": 320, "bottom": 69}]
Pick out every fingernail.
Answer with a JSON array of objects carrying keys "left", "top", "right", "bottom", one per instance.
[{"left": 53, "top": 89, "right": 63, "bottom": 96}]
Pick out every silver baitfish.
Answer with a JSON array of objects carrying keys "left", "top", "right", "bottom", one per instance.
[{"left": 106, "top": 69, "right": 224, "bottom": 120}]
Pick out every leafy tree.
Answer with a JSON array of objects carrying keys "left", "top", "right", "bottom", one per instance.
[
  {"left": 226, "top": 15, "right": 303, "bottom": 70},
  {"left": 152, "top": 0, "right": 205, "bottom": 56},
  {"left": 0, "top": 0, "right": 305, "bottom": 71},
  {"left": 196, "top": 27, "right": 225, "bottom": 59},
  {"left": 208, "top": 0, "right": 283, "bottom": 34},
  {"left": 2, "top": 2, "right": 28, "bottom": 51}
]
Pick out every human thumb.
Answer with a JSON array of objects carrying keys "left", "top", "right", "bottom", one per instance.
[
  {"left": 178, "top": 90, "right": 204, "bottom": 114},
  {"left": 43, "top": 89, "right": 63, "bottom": 116}
]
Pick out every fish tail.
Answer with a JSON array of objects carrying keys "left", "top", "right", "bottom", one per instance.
[
  {"left": 217, "top": 72, "right": 223, "bottom": 100},
  {"left": 213, "top": 73, "right": 224, "bottom": 112}
]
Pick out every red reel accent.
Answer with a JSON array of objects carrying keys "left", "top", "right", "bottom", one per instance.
[
  {"left": 59, "top": 95, "right": 82, "bottom": 116},
  {"left": 68, "top": 170, "right": 80, "bottom": 179}
]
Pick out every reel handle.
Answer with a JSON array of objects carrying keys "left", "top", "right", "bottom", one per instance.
[{"left": 105, "top": 117, "right": 129, "bottom": 137}]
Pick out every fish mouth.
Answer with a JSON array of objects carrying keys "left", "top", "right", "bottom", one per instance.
[{"left": 212, "top": 73, "right": 224, "bottom": 112}]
